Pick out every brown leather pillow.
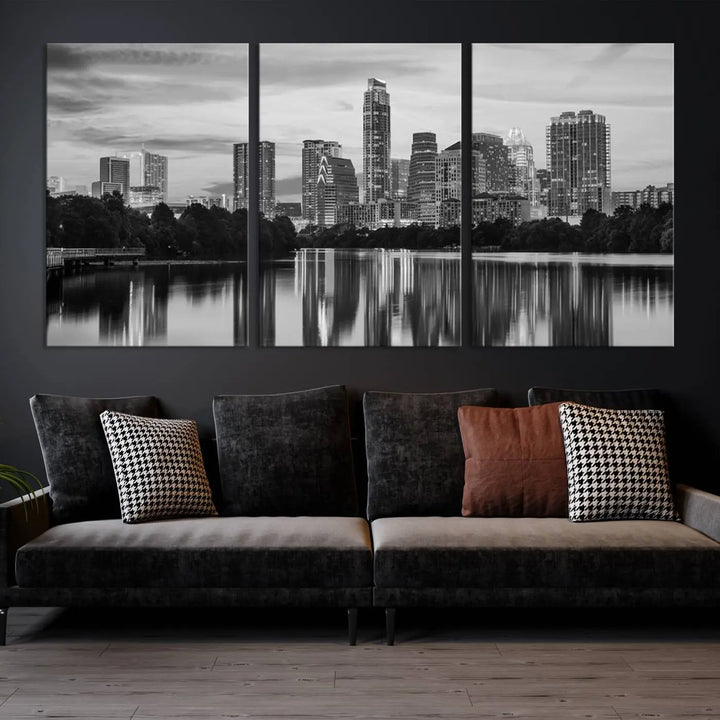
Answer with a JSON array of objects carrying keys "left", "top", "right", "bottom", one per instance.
[{"left": 457, "top": 402, "right": 568, "bottom": 517}]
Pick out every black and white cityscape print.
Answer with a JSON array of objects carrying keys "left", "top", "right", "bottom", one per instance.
[
  {"left": 46, "top": 43, "right": 248, "bottom": 346},
  {"left": 45, "top": 42, "right": 673, "bottom": 348},
  {"left": 471, "top": 43, "right": 674, "bottom": 346},
  {"left": 258, "top": 43, "right": 462, "bottom": 346}
]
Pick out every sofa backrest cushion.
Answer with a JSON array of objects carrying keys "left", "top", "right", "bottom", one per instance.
[
  {"left": 528, "top": 386, "right": 666, "bottom": 410},
  {"left": 29, "top": 394, "right": 160, "bottom": 525},
  {"left": 213, "top": 385, "right": 358, "bottom": 516},
  {"left": 364, "top": 388, "right": 498, "bottom": 520}
]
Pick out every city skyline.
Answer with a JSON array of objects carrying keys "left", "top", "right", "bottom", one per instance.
[{"left": 47, "top": 43, "right": 673, "bottom": 207}]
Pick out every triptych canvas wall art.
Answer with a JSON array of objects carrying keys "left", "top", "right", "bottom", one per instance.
[{"left": 45, "top": 42, "right": 674, "bottom": 348}]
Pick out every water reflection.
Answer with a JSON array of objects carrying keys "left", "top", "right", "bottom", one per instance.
[
  {"left": 46, "top": 263, "right": 246, "bottom": 346},
  {"left": 261, "top": 248, "right": 460, "bottom": 346},
  {"left": 473, "top": 253, "right": 673, "bottom": 346}
]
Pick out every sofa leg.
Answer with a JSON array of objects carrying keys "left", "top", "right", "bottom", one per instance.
[
  {"left": 0, "top": 608, "right": 7, "bottom": 646},
  {"left": 385, "top": 607, "right": 396, "bottom": 646},
  {"left": 347, "top": 608, "right": 358, "bottom": 646}
]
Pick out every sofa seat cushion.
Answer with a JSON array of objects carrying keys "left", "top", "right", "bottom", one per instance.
[
  {"left": 372, "top": 517, "right": 720, "bottom": 589},
  {"left": 16, "top": 517, "right": 373, "bottom": 589}
]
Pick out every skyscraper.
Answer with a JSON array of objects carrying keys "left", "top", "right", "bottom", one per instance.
[
  {"left": 316, "top": 155, "right": 359, "bottom": 228},
  {"left": 407, "top": 132, "right": 438, "bottom": 225},
  {"left": 505, "top": 127, "right": 536, "bottom": 204},
  {"left": 362, "top": 78, "right": 391, "bottom": 203},
  {"left": 546, "top": 110, "right": 611, "bottom": 217},
  {"left": 391, "top": 158, "right": 410, "bottom": 200},
  {"left": 471, "top": 133, "right": 512, "bottom": 192},
  {"left": 142, "top": 151, "right": 168, "bottom": 201},
  {"left": 302, "top": 140, "right": 341, "bottom": 223},
  {"left": 98, "top": 156, "right": 130, "bottom": 196},
  {"left": 436, "top": 142, "right": 485, "bottom": 226},
  {"left": 234, "top": 141, "right": 276, "bottom": 216}
]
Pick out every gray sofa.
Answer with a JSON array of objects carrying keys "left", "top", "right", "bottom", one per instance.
[
  {"left": 2, "top": 385, "right": 720, "bottom": 647},
  {"left": 363, "top": 388, "right": 720, "bottom": 644},
  {"left": 0, "top": 386, "right": 373, "bottom": 646}
]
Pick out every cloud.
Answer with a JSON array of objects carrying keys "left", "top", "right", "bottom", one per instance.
[
  {"left": 276, "top": 176, "right": 302, "bottom": 196},
  {"left": 201, "top": 181, "right": 234, "bottom": 196},
  {"left": 61, "top": 126, "right": 239, "bottom": 155}
]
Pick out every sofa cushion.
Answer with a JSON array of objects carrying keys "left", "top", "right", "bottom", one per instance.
[
  {"left": 528, "top": 386, "right": 666, "bottom": 410},
  {"left": 364, "top": 388, "right": 498, "bottom": 520},
  {"left": 100, "top": 411, "right": 218, "bottom": 523},
  {"left": 457, "top": 403, "right": 567, "bottom": 517},
  {"left": 371, "top": 517, "right": 720, "bottom": 589},
  {"left": 559, "top": 402, "right": 678, "bottom": 522},
  {"left": 16, "top": 516, "right": 373, "bottom": 589},
  {"left": 213, "top": 386, "right": 357, "bottom": 516},
  {"left": 29, "top": 394, "right": 160, "bottom": 524}
]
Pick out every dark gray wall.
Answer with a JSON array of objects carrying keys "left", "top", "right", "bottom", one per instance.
[{"left": 1, "top": 0, "right": 717, "bottom": 500}]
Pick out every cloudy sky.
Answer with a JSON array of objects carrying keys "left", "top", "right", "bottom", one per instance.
[
  {"left": 47, "top": 42, "right": 673, "bottom": 204},
  {"left": 46, "top": 43, "right": 248, "bottom": 202}
]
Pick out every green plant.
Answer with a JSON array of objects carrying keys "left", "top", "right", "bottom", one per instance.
[{"left": 0, "top": 464, "right": 44, "bottom": 517}]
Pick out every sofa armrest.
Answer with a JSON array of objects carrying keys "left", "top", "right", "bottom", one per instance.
[
  {"left": 675, "top": 484, "right": 720, "bottom": 543},
  {"left": 0, "top": 488, "right": 50, "bottom": 589}
]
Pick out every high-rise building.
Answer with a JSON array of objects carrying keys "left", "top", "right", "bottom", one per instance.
[
  {"left": 302, "top": 140, "right": 341, "bottom": 223},
  {"left": 471, "top": 133, "right": 512, "bottom": 192},
  {"left": 98, "top": 156, "right": 130, "bottom": 196},
  {"left": 536, "top": 168, "right": 551, "bottom": 207},
  {"left": 391, "top": 158, "right": 410, "bottom": 199},
  {"left": 362, "top": 78, "right": 391, "bottom": 203},
  {"left": 47, "top": 176, "right": 65, "bottom": 193},
  {"left": 316, "top": 156, "right": 359, "bottom": 228},
  {"left": 505, "top": 127, "right": 537, "bottom": 204},
  {"left": 435, "top": 142, "right": 485, "bottom": 226},
  {"left": 142, "top": 151, "right": 168, "bottom": 201},
  {"left": 234, "top": 141, "right": 276, "bottom": 216},
  {"left": 407, "top": 132, "right": 438, "bottom": 224},
  {"left": 546, "top": 110, "right": 611, "bottom": 217}
]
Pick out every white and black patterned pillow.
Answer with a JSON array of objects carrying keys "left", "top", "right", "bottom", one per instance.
[
  {"left": 558, "top": 402, "right": 678, "bottom": 522},
  {"left": 100, "top": 410, "right": 218, "bottom": 523}
]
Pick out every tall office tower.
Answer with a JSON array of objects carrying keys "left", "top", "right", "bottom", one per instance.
[
  {"left": 302, "top": 140, "right": 342, "bottom": 223},
  {"left": 505, "top": 127, "right": 537, "bottom": 204},
  {"left": 435, "top": 142, "right": 485, "bottom": 226},
  {"left": 99, "top": 156, "right": 130, "bottom": 196},
  {"left": 316, "top": 155, "right": 359, "bottom": 228},
  {"left": 233, "top": 141, "right": 276, "bottom": 216},
  {"left": 391, "top": 158, "right": 410, "bottom": 199},
  {"left": 363, "top": 78, "right": 391, "bottom": 203},
  {"left": 546, "top": 110, "right": 611, "bottom": 217},
  {"left": 471, "top": 133, "right": 512, "bottom": 192},
  {"left": 536, "top": 168, "right": 551, "bottom": 207},
  {"left": 142, "top": 151, "right": 169, "bottom": 201},
  {"left": 407, "top": 132, "right": 438, "bottom": 224}
]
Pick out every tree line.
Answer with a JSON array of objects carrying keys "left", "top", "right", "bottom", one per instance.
[{"left": 46, "top": 191, "right": 672, "bottom": 260}]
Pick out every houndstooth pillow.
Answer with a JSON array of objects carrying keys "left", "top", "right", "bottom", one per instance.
[
  {"left": 558, "top": 402, "right": 678, "bottom": 522},
  {"left": 100, "top": 411, "right": 218, "bottom": 523}
]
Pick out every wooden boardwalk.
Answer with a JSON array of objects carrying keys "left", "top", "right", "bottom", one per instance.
[
  {"left": 1, "top": 606, "right": 719, "bottom": 719},
  {"left": 46, "top": 247, "right": 146, "bottom": 280}
]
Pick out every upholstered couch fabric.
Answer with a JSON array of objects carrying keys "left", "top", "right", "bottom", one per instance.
[
  {"left": 213, "top": 386, "right": 358, "bottom": 516},
  {"left": 371, "top": 516, "right": 720, "bottom": 589},
  {"left": 29, "top": 394, "right": 160, "bottom": 525},
  {"left": 16, "top": 516, "right": 373, "bottom": 589},
  {"left": 364, "top": 389, "right": 498, "bottom": 520},
  {"left": 528, "top": 387, "right": 666, "bottom": 410}
]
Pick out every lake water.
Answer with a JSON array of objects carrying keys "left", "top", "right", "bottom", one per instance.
[{"left": 45, "top": 249, "right": 674, "bottom": 347}]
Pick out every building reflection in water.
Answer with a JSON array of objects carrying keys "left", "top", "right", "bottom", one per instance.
[
  {"left": 473, "top": 255, "right": 673, "bottom": 346},
  {"left": 46, "top": 264, "right": 246, "bottom": 346},
  {"left": 261, "top": 248, "right": 460, "bottom": 347}
]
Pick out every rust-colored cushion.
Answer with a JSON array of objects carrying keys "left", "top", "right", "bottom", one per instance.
[{"left": 457, "top": 403, "right": 568, "bottom": 517}]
